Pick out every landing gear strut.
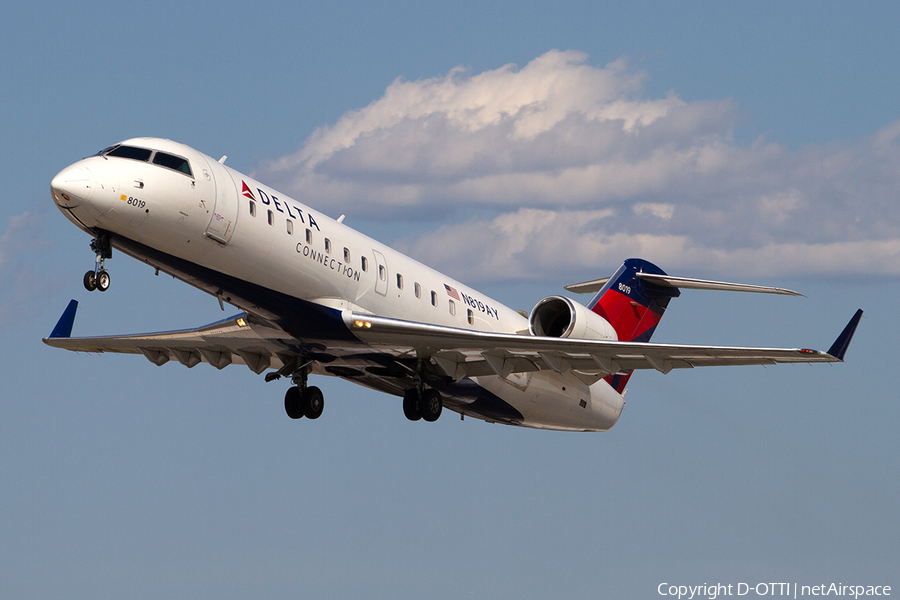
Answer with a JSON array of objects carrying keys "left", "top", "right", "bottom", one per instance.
[
  {"left": 283, "top": 363, "right": 324, "bottom": 420},
  {"left": 84, "top": 233, "right": 112, "bottom": 292}
]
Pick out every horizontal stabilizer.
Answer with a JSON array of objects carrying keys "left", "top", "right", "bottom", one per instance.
[
  {"left": 565, "top": 274, "right": 802, "bottom": 296},
  {"left": 49, "top": 300, "right": 78, "bottom": 338},
  {"left": 826, "top": 309, "right": 863, "bottom": 361},
  {"left": 564, "top": 278, "right": 610, "bottom": 294}
]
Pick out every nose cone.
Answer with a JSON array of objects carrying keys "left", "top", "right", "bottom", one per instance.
[{"left": 51, "top": 166, "right": 94, "bottom": 207}]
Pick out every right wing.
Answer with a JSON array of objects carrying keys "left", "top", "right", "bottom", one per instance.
[{"left": 343, "top": 309, "right": 863, "bottom": 382}]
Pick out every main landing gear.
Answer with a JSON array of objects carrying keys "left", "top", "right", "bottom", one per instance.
[
  {"left": 402, "top": 387, "right": 443, "bottom": 422},
  {"left": 283, "top": 365, "right": 324, "bottom": 420},
  {"left": 402, "top": 359, "right": 443, "bottom": 423},
  {"left": 83, "top": 233, "right": 112, "bottom": 292},
  {"left": 275, "top": 358, "right": 443, "bottom": 424},
  {"left": 284, "top": 386, "right": 324, "bottom": 420}
]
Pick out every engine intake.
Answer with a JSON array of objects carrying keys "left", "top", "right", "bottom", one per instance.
[{"left": 529, "top": 296, "right": 617, "bottom": 340}]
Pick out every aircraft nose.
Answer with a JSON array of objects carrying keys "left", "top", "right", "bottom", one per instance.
[{"left": 51, "top": 166, "right": 94, "bottom": 207}]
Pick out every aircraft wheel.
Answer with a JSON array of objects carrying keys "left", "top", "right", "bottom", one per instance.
[
  {"left": 403, "top": 388, "right": 421, "bottom": 421},
  {"left": 302, "top": 386, "right": 324, "bottom": 419},
  {"left": 83, "top": 270, "right": 97, "bottom": 291},
  {"left": 96, "top": 270, "right": 111, "bottom": 292},
  {"left": 284, "top": 386, "right": 304, "bottom": 419},
  {"left": 420, "top": 389, "right": 443, "bottom": 422}
]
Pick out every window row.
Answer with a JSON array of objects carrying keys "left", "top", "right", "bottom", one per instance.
[
  {"left": 248, "top": 200, "right": 476, "bottom": 324},
  {"left": 250, "top": 201, "right": 368, "bottom": 271},
  {"left": 396, "top": 278, "right": 473, "bottom": 323}
]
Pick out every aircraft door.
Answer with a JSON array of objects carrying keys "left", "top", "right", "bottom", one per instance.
[
  {"left": 202, "top": 157, "right": 239, "bottom": 244},
  {"left": 372, "top": 249, "right": 388, "bottom": 296}
]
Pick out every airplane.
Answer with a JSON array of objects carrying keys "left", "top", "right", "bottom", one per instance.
[{"left": 44, "top": 137, "right": 863, "bottom": 432}]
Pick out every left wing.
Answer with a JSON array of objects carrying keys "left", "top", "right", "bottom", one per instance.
[
  {"left": 43, "top": 300, "right": 297, "bottom": 373},
  {"left": 343, "top": 309, "right": 863, "bottom": 382}
]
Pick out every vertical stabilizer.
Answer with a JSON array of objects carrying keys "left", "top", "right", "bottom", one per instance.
[{"left": 587, "top": 259, "right": 679, "bottom": 392}]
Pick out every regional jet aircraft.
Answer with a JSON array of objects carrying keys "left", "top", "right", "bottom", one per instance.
[{"left": 44, "top": 138, "right": 862, "bottom": 431}]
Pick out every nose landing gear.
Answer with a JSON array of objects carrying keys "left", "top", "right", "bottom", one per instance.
[{"left": 83, "top": 233, "right": 112, "bottom": 292}]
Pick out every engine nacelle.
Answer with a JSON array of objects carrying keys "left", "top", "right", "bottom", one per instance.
[{"left": 528, "top": 296, "right": 617, "bottom": 340}]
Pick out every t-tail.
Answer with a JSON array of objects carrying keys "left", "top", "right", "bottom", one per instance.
[
  {"left": 586, "top": 259, "right": 680, "bottom": 392},
  {"left": 566, "top": 258, "right": 806, "bottom": 393}
]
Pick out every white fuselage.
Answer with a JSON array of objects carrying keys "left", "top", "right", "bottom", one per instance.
[{"left": 51, "top": 138, "right": 625, "bottom": 431}]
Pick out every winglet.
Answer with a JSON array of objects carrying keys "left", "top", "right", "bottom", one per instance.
[
  {"left": 826, "top": 309, "right": 863, "bottom": 361},
  {"left": 48, "top": 300, "right": 78, "bottom": 339}
]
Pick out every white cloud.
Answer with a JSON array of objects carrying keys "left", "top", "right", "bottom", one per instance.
[
  {"left": 633, "top": 203, "right": 675, "bottom": 220},
  {"left": 256, "top": 50, "right": 900, "bottom": 281}
]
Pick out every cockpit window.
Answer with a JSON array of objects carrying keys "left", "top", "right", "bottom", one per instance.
[
  {"left": 106, "top": 145, "right": 153, "bottom": 162},
  {"left": 97, "top": 144, "right": 193, "bottom": 178},
  {"left": 152, "top": 152, "right": 192, "bottom": 176}
]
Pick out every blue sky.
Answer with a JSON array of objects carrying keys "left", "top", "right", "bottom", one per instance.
[{"left": 2, "top": 2, "right": 898, "bottom": 598}]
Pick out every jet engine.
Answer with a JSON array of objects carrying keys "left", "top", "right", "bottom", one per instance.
[{"left": 528, "top": 296, "right": 617, "bottom": 341}]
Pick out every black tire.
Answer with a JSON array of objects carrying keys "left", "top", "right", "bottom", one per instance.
[
  {"left": 302, "top": 386, "right": 324, "bottom": 419},
  {"left": 96, "top": 270, "right": 111, "bottom": 292},
  {"left": 403, "top": 388, "right": 421, "bottom": 421},
  {"left": 83, "top": 270, "right": 97, "bottom": 291},
  {"left": 284, "top": 386, "right": 304, "bottom": 419},
  {"left": 420, "top": 389, "right": 443, "bottom": 422}
]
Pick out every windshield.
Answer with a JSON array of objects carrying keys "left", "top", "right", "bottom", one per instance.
[
  {"left": 152, "top": 151, "right": 192, "bottom": 176},
  {"left": 106, "top": 145, "right": 153, "bottom": 162},
  {"left": 97, "top": 144, "right": 193, "bottom": 178}
]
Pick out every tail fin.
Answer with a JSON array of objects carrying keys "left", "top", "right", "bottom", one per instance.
[
  {"left": 587, "top": 259, "right": 679, "bottom": 393},
  {"left": 588, "top": 259, "right": 680, "bottom": 343}
]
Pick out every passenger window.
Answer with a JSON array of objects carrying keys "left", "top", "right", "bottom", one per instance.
[
  {"left": 267, "top": 210, "right": 274, "bottom": 226},
  {"left": 286, "top": 219, "right": 293, "bottom": 235},
  {"left": 378, "top": 264, "right": 386, "bottom": 281},
  {"left": 396, "top": 273, "right": 403, "bottom": 289},
  {"left": 305, "top": 229, "right": 312, "bottom": 243},
  {"left": 431, "top": 290, "right": 437, "bottom": 306},
  {"left": 449, "top": 300, "right": 456, "bottom": 316},
  {"left": 467, "top": 309, "right": 474, "bottom": 325},
  {"left": 414, "top": 282, "right": 421, "bottom": 298},
  {"left": 106, "top": 145, "right": 152, "bottom": 162},
  {"left": 249, "top": 201, "right": 257, "bottom": 217},
  {"left": 343, "top": 247, "right": 350, "bottom": 262},
  {"left": 152, "top": 152, "right": 192, "bottom": 176},
  {"left": 361, "top": 256, "right": 368, "bottom": 272},
  {"left": 325, "top": 238, "right": 332, "bottom": 254}
]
